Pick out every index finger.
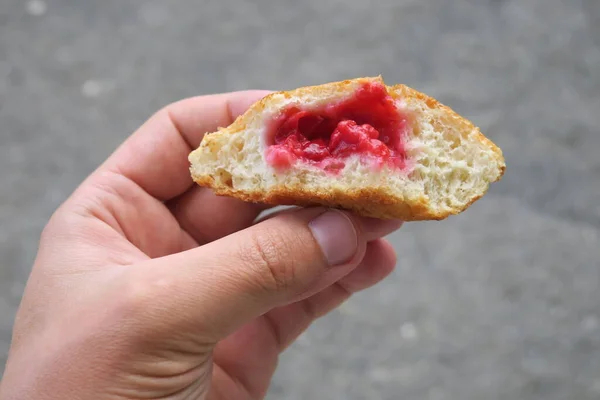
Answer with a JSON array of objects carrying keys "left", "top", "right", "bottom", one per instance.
[{"left": 98, "top": 90, "right": 272, "bottom": 201}]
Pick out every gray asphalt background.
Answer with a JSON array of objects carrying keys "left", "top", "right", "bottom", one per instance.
[{"left": 1, "top": 0, "right": 600, "bottom": 399}]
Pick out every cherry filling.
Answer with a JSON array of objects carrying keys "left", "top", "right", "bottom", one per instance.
[{"left": 265, "top": 82, "right": 410, "bottom": 173}]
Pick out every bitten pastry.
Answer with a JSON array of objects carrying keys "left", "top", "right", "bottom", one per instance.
[{"left": 188, "top": 76, "right": 505, "bottom": 220}]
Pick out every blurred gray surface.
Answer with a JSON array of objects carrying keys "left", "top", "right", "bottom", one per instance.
[{"left": 1, "top": 0, "right": 599, "bottom": 398}]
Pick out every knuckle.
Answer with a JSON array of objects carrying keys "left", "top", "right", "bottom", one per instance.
[
  {"left": 299, "top": 295, "right": 320, "bottom": 321},
  {"left": 113, "top": 270, "right": 173, "bottom": 321},
  {"left": 115, "top": 277, "right": 152, "bottom": 318},
  {"left": 242, "top": 228, "right": 298, "bottom": 293},
  {"left": 39, "top": 210, "right": 71, "bottom": 244},
  {"left": 39, "top": 223, "right": 57, "bottom": 249}
]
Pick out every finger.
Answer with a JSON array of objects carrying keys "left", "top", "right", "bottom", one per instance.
[
  {"left": 336, "top": 238, "right": 397, "bottom": 292},
  {"left": 261, "top": 238, "right": 397, "bottom": 351},
  {"left": 359, "top": 217, "right": 404, "bottom": 241},
  {"left": 255, "top": 207, "right": 403, "bottom": 242},
  {"left": 126, "top": 207, "right": 377, "bottom": 342},
  {"left": 97, "top": 90, "right": 271, "bottom": 201},
  {"left": 211, "top": 239, "right": 397, "bottom": 398},
  {"left": 210, "top": 364, "right": 256, "bottom": 400},
  {"left": 168, "top": 185, "right": 271, "bottom": 245}
]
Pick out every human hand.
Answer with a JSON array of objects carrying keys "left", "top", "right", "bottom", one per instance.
[{"left": 0, "top": 91, "right": 403, "bottom": 399}]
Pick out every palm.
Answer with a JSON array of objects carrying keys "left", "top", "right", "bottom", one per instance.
[{"left": 82, "top": 171, "right": 281, "bottom": 398}]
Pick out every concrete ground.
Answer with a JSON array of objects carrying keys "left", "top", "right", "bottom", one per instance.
[{"left": 1, "top": 0, "right": 599, "bottom": 398}]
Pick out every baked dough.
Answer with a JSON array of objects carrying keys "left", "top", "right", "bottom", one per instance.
[{"left": 189, "top": 76, "right": 505, "bottom": 220}]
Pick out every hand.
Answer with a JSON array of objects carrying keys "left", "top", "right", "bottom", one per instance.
[{"left": 0, "top": 91, "right": 403, "bottom": 399}]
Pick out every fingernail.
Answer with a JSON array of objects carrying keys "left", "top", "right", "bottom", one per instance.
[{"left": 309, "top": 210, "right": 358, "bottom": 266}]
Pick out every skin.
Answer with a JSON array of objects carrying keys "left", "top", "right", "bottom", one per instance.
[{"left": 0, "top": 91, "right": 403, "bottom": 400}]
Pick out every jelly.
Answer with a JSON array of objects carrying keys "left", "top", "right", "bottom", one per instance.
[{"left": 265, "top": 82, "right": 410, "bottom": 172}]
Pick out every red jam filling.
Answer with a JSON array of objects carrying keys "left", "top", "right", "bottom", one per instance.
[{"left": 265, "top": 82, "right": 410, "bottom": 173}]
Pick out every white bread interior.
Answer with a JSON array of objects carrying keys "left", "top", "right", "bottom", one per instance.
[{"left": 188, "top": 77, "right": 505, "bottom": 220}]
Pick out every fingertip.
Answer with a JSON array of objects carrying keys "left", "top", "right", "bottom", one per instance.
[
  {"left": 354, "top": 216, "right": 404, "bottom": 241},
  {"left": 337, "top": 238, "right": 398, "bottom": 293},
  {"left": 374, "top": 238, "right": 398, "bottom": 274}
]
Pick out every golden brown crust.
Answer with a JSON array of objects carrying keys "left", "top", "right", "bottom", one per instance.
[
  {"left": 190, "top": 77, "right": 505, "bottom": 221},
  {"left": 193, "top": 174, "right": 442, "bottom": 220}
]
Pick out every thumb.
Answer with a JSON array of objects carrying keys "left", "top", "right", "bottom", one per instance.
[{"left": 140, "top": 207, "right": 366, "bottom": 340}]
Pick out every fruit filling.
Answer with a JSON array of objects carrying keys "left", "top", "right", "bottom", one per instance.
[{"left": 265, "top": 82, "right": 410, "bottom": 172}]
